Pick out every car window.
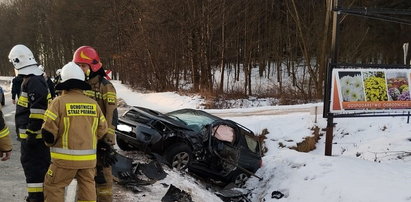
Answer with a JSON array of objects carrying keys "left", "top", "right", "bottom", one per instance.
[
  {"left": 167, "top": 110, "right": 218, "bottom": 132},
  {"left": 244, "top": 135, "right": 260, "bottom": 154}
]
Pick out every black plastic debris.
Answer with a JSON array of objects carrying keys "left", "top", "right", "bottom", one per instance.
[
  {"left": 271, "top": 191, "right": 284, "bottom": 199},
  {"left": 112, "top": 153, "right": 134, "bottom": 179},
  {"left": 140, "top": 160, "right": 167, "bottom": 180},
  {"left": 112, "top": 153, "right": 157, "bottom": 188},
  {"left": 215, "top": 188, "right": 250, "bottom": 202},
  {"left": 161, "top": 184, "right": 193, "bottom": 202}
]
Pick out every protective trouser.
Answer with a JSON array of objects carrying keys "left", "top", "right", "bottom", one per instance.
[
  {"left": 44, "top": 164, "right": 96, "bottom": 202},
  {"left": 20, "top": 139, "right": 50, "bottom": 201},
  {"left": 96, "top": 163, "right": 113, "bottom": 202}
]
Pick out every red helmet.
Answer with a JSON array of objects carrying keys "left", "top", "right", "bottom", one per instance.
[{"left": 72, "top": 46, "right": 102, "bottom": 72}]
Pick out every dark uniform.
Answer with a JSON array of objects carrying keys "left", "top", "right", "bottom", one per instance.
[
  {"left": 84, "top": 75, "right": 118, "bottom": 202},
  {"left": 16, "top": 75, "right": 51, "bottom": 201}
]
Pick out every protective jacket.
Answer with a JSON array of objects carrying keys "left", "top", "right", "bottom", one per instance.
[
  {"left": 16, "top": 74, "right": 51, "bottom": 201},
  {"left": 42, "top": 90, "right": 108, "bottom": 169},
  {"left": 0, "top": 110, "right": 11, "bottom": 152},
  {"left": 84, "top": 75, "right": 118, "bottom": 145}
]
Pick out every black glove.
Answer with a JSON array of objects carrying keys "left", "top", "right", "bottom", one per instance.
[
  {"left": 26, "top": 131, "right": 37, "bottom": 148},
  {"left": 97, "top": 140, "right": 118, "bottom": 167}
]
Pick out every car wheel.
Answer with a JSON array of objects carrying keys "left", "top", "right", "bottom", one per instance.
[
  {"left": 232, "top": 172, "right": 249, "bottom": 187},
  {"left": 164, "top": 143, "right": 192, "bottom": 170},
  {"left": 116, "top": 136, "right": 135, "bottom": 151}
]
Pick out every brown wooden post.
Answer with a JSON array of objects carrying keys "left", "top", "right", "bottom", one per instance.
[
  {"left": 325, "top": 0, "right": 339, "bottom": 156},
  {"left": 325, "top": 117, "right": 334, "bottom": 156}
]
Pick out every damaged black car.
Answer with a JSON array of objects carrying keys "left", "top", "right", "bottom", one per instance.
[{"left": 115, "top": 106, "right": 263, "bottom": 187}]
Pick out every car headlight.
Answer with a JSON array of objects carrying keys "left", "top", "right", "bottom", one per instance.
[{"left": 117, "top": 124, "right": 133, "bottom": 133}]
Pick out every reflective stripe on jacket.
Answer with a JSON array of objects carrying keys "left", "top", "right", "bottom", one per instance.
[
  {"left": 85, "top": 76, "right": 118, "bottom": 145},
  {"left": 42, "top": 90, "right": 108, "bottom": 169},
  {"left": 0, "top": 110, "right": 11, "bottom": 151}
]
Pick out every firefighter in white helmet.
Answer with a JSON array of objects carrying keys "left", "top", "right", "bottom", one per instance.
[
  {"left": 8, "top": 44, "right": 51, "bottom": 202},
  {"left": 42, "top": 62, "right": 108, "bottom": 202}
]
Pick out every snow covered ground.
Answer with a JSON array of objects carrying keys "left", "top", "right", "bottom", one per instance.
[{"left": 113, "top": 80, "right": 411, "bottom": 202}]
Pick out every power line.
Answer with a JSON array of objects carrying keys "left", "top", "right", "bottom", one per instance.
[{"left": 335, "top": 8, "right": 411, "bottom": 26}]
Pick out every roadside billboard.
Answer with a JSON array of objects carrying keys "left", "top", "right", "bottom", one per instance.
[{"left": 331, "top": 68, "right": 411, "bottom": 113}]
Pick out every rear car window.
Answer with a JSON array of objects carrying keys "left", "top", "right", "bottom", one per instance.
[{"left": 244, "top": 135, "right": 260, "bottom": 154}]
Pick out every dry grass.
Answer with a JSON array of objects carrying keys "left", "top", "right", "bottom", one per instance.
[{"left": 290, "top": 126, "right": 322, "bottom": 152}]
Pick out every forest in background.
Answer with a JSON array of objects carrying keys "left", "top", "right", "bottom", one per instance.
[{"left": 0, "top": 0, "right": 410, "bottom": 101}]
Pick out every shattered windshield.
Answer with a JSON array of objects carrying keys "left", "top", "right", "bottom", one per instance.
[{"left": 167, "top": 109, "right": 218, "bottom": 132}]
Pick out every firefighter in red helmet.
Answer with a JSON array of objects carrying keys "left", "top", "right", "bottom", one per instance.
[{"left": 73, "top": 46, "right": 118, "bottom": 202}]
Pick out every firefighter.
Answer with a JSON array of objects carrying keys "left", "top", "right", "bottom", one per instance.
[
  {"left": 42, "top": 62, "right": 108, "bottom": 202},
  {"left": 8, "top": 44, "right": 51, "bottom": 202},
  {"left": 0, "top": 109, "right": 11, "bottom": 161},
  {"left": 38, "top": 65, "right": 56, "bottom": 99},
  {"left": 73, "top": 46, "right": 118, "bottom": 202},
  {"left": 54, "top": 69, "right": 62, "bottom": 96}
]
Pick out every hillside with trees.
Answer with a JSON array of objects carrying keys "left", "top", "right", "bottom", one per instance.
[{"left": 0, "top": 0, "right": 410, "bottom": 101}]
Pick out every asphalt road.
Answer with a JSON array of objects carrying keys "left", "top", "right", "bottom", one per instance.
[{"left": 0, "top": 90, "right": 26, "bottom": 201}]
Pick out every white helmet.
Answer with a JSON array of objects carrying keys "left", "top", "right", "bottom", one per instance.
[
  {"left": 60, "top": 62, "right": 85, "bottom": 82},
  {"left": 8, "top": 44, "right": 42, "bottom": 76},
  {"left": 38, "top": 65, "right": 45, "bottom": 72},
  {"left": 55, "top": 62, "right": 90, "bottom": 91},
  {"left": 56, "top": 69, "right": 62, "bottom": 76}
]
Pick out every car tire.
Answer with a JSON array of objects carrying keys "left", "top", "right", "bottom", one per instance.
[
  {"left": 116, "top": 136, "right": 135, "bottom": 151},
  {"left": 164, "top": 143, "right": 192, "bottom": 170},
  {"left": 231, "top": 171, "right": 249, "bottom": 187}
]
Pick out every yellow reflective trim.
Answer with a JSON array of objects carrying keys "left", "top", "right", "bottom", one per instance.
[
  {"left": 102, "top": 93, "right": 116, "bottom": 102},
  {"left": 105, "top": 92, "right": 116, "bottom": 96},
  {"left": 51, "top": 152, "right": 96, "bottom": 161},
  {"left": 107, "top": 128, "right": 115, "bottom": 135},
  {"left": 47, "top": 168, "right": 53, "bottom": 176},
  {"left": 99, "top": 115, "right": 106, "bottom": 122},
  {"left": 92, "top": 117, "right": 98, "bottom": 149},
  {"left": 29, "top": 114, "right": 45, "bottom": 120},
  {"left": 83, "top": 91, "right": 102, "bottom": 99},
  {"left": 96, "top": 187, "right": 112, "bottom": 195},
  {"left": 62, "top": 117, "right": 69, "bottom": 149},
  {"left": 27, "top": 187, "right": 43, "bottom": 193},
  {"left": 17, "top": 96, "right": 28, "bottom": 107},
  {"left": 0, "top": 127, "right": 10, "bottom": 138},
  {"left": 19, "top": 133, "right": 42, "bottom": 139},
  {"left": 66, "top": 103, "right": 97, "bottom": 116},
  {"left": 45, "top": 110, "right": 57, "bottom": 120},
  {"left": 19, "top": 96, "right": 28, "bottom": 101},
  {"left": 107, "top": 97, "right": 116, "bottom": 103}
]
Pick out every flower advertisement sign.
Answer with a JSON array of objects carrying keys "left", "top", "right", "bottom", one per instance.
[{"left": 331, "top": 68, "right": 411, "bottom": 113}]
